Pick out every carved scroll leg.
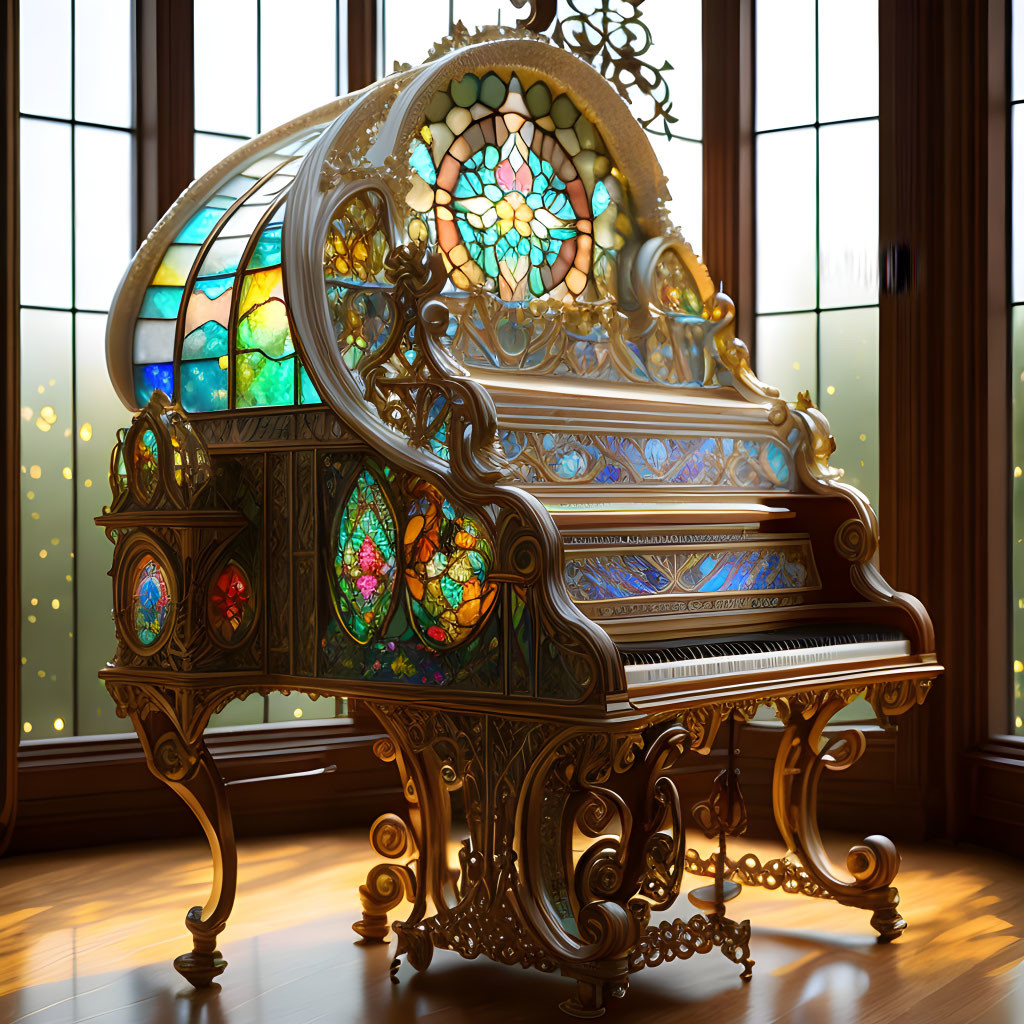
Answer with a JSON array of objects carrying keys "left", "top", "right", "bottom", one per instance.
[
  {"left": 137, "top": 720, "right": 237, "bottom": 987},
  {"left": 773, "top": 697, "right": 906, "bottom": 942}
]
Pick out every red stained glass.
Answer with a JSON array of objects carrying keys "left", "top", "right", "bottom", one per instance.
[{"left": 208, "top": 563, "right": 255, "bottom": 643}]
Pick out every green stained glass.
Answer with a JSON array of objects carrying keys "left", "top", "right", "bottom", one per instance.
[
  {"left": 235, "top": 351, "right": 295, "bottom": 407},
  {"left": 403, "top": 480, "right": 497, "bottom": 648},
  {"left": 133, "top": 428, "right": 159, "bottom": 500},
  {"left": 333, "top": 469, "right": 398, "bottom": 643}
]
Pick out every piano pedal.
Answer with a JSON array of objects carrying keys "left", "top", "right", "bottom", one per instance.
[{"left": 687, "top": 879, "right": 742, "bottom": 911}]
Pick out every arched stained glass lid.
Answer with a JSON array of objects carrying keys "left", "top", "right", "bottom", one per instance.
[{"left": 107, "top": 31, "right": 717, "bottom": 422}]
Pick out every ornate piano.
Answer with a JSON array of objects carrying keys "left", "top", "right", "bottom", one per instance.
[{"left": 97, "top": 12, "right": 940, "bottom": 1019}]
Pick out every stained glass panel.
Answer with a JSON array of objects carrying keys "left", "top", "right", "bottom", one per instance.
[
  {"left": 403, "top": 481, "right": 498, "bottom": 647},
  {"left": 133, "top": 428, "right": 159, "bottom": 501},
  {"left": 132, "top": 558, "right": 172, "bottom": 647},
  {"left": 408, "top": 72, "right": 626, "bottom": 301},
  {"left": 208, "top": 563, "right": 255, "bottom": 644},
  {"left": 333, "top": 470, "right": 399, "bottom": 643}
]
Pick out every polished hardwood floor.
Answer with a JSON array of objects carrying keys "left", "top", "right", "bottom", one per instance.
[{"left": 0, "top": 830, "right": 1022, "bottom": 1024}]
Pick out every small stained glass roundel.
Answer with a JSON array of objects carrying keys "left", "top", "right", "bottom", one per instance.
[
  {"left": 133, "top": 428, "right": 160, "bottom": 501},
  {"left": 132, "top": 557, "right": 172, "bottom": 647},
  {"left": 208, "top": 563, "right": 255, "bottom": 644},
  {"left": 332, "top": 470, "right": 398, "bottom": 643}
]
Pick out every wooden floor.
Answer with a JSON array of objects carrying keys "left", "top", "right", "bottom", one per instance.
[{"left": 0, "top": 831, "right": 1022, "bottom": 1024}]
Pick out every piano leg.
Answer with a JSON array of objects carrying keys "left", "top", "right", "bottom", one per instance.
[
  {"left": 353, "top": 736, "right": 419, "bottom": 943},
  {"left": 128, "top": 705, "right": 237, "bottom": 987},
  {"left": 772, "top": 693, "right": 905, "bottom": 941}
]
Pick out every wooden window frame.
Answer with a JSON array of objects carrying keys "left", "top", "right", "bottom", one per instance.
[
  {"left": 6, "top": 0, "right": 1024, "bottom": 857},
  {"left": 1, "top": 0, "right": 396, "bottom": 856}
]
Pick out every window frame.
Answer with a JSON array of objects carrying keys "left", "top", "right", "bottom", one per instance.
[
  {"left": 2, "top": 0, "right": 384, "bottom": 853},
  {"left": 6, "top": 0, "right": 1024, "bottom": 858}
]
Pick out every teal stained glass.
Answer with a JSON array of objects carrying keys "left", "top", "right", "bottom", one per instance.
[{"left": 333, "top": 470, "right": 398, "bottom": 643}]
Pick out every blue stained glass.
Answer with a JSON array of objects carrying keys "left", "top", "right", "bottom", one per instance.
[
  {"left": 193, "top": 274, "right": 234, "bottom": 300},
  {"left": 752, "top": 553, "right": 781, "bottom": 590},
  {"left": 299, "top": 365, "right": 322, "bottom": 404},
  {"left": 140, "top": 286, "right": 185, "bottom": 319},
  {"left": 410, "top": 141, "right": 437, "bottom": 185},
  {"left": 134, "top": 362, "right": 174, "bottom": 406},
  {"left": 182, "top": 321, "right": 229, "bottom": 360},
  {"left": 247, "top": 225, "right": 283, "bottom": 270},
  {"left": 766, "top": 441, "right": 790, "bottom": 484},
  {"left": 180, "top": 359, "right": 228, "bottom": 412},
  {"left": 592, "top": 180, "right": 611, "bottom": 217},
  {"left": 644, "top": 439, "right": 667, "bottom": 469},
  {"left": 175, "top": 206, "right": 226, "bottom": 244}
]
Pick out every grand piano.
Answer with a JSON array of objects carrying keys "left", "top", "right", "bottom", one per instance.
[{"left": 97, "top": 14, "right": 940, "bottom": 1019}]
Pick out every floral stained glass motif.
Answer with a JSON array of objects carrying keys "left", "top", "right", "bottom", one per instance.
[
  {"left": 132, "top": 557, "right": 172, "bottom": 646},
  {"left": 407, "top": 72, "right": 628, "bottom": 302},
  {"left": 333, "top": 470, "right": 398, "bottom": 643},
  {"left": 133, "top": 428, "right": 159, "bottom": 500},
  {"left": 403, "top": 480, "right": 498, "bottom": 647},
  {"left": 323, "top": 190, "right": 394, "bottom": 371},
  {"left": 208, "top": 563, "right": 255, "bottom": 644}
]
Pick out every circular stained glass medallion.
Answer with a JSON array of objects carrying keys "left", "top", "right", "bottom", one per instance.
[
  {"left": 434, "top": 116, "right": 595, "bottom": 301},
  {"left": 208, "top": 562, "right": 255, "bottom": 644},
  {"left": 131, "top": 556, "right": 172, "bottom": 647}
]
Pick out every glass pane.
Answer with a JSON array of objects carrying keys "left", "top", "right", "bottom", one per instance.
[
  {"left": 260, "top": 0, "right": 338, "bottom": 129},
  {"left": 194, "top": 0, "right": 258, "bottom": 136},
  {"left": 1012, "top": 308, "right": 1024, "bottom": 733},
  {"left": 20, "top": 118, "right": 72, "bottom": 309},
  {"left": 650, "top": 136, "right": 702, "bottom": 258},
  {"left": 195, "top": 131, "right": 246, "bottom": 179},
  {"left": 75, "top": 313, "right": 131, "bottom": 735},
  {"left": 754, "top": 312, "right": 817, "bottom": 403},
  {"left": 818, "top": 120, "right": 878, "bottom": 309},
  {"left": 20, "top": 310, "right": 75, "bottom": 741},
  {"left": 756, "top": 128, "right": 817, "bottom": 313},
  {"left": 817, "top": 0, "right": 878, "bottom": 123},
  {"left": 267, "top": 691, "right": 339, "bottom": 722},
  {"left": 450, "top": 0, "right": 521, "bottom": 31},
  {"left": 1014, "top": 106, "right": 1024, "bottom": 303},
  {"left": 755, "top": 0, "right": 816, "bottom": 131},
  {"left": 74, "top": 0, "right": 133, "bottom": 128},
  {"left": 623, "top": 0, "right": 702, "bottom": 142},
  {"left": 818, "top": 308, "right": 879, "bottom": 504},
  {"left": 74, "top": 126, "right": 134, "bottom": 311},
  {"left": 20, "top": 0, "right": 71, "bottom": 119},
  {"left": 209, "top": 692, "right": 266, "bottom": 728},
  {"left": 1015, "top": 0, "right": 1024, "bottom": 102},
  {"left": 380, "top": 0, "right": 450, "bottom": 72}
]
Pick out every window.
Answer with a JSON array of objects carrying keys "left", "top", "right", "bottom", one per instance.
[
  {"left": 753, "top": 0, "right": 879, "bottom": 505},
  {"left": 1011, "top": 0, "right": 1024, "bottom": 734},
  {"left": 19, "top": 0, "right": 135, "bottom": 739},
  {"left": 194, "top": 0, "right": 349, "bottom": 177}
]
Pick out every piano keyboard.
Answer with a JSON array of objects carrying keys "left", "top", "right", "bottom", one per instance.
[{"left": 620, "top": 627, "right": 909, "bottom": 685}]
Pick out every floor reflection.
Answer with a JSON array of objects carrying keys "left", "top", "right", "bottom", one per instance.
[{"left": 0, "top": 833, "right": 1022, "bottom": 1023}]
